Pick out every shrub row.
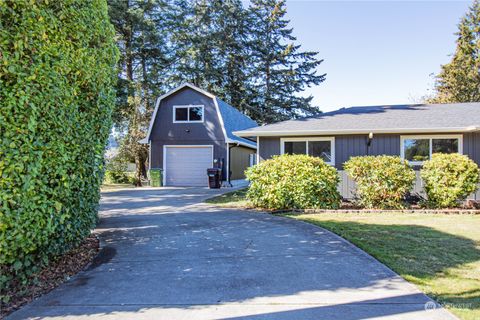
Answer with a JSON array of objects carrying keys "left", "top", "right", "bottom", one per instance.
[
  {"left": 0, "top": 0, "right": 118, "bottom": 293},
  {"left": 246, "top": 154, "right": 480, "bottom": 210}
]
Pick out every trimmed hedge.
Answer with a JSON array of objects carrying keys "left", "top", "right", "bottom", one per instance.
[
  {"left": 344, "top": 156, "right": 416, "bottom": 209},
  {"left": 0, "top": 0, "right": 118, "bottom": 291},
  {"left": 421, "top": 153, "right": 480, "bottom": 208},
  {"left": 245, "top": 154, "right": 341, "bottom": 210}
]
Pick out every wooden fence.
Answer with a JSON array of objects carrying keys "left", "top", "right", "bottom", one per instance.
[{"left": 337, "top": 170, "right": 480, "bottom": 200}]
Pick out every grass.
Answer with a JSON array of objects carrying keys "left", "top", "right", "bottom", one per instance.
[
  {"left": 204, "top": 188, "right": 250, "bottom": 208},
  {"left": 288, "top": 212, "right": 480, "bottom": 320},
  {"left": 204, "top": 189, "right": 480, "bottom": 319}
]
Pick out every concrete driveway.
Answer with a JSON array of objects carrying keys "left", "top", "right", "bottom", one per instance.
[{"left": 9, "top": 187, "right": 455, "bottom": 320}]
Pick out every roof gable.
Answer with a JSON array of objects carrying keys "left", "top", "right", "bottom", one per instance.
[
  {"left": 216, "top": 98, "right": 257, "bottom": 148},
  {"left": 144, "top": 83, "right": 258, "bottom": 148}
]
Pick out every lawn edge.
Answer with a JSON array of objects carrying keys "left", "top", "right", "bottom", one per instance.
[{"left": 280, "top": 213, "right": 458, "bottom": 319}]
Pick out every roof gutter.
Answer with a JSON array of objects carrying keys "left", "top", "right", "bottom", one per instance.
[
  {"left": 226, "top": 138, "right": 257, "bottom": 150},
  {"left": 233, "top": 126, "right": 480, "bottom": 137}
]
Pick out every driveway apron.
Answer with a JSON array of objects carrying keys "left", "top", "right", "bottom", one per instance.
[{"left": 8, "top": 187, "right": 456, "bottom": 320}]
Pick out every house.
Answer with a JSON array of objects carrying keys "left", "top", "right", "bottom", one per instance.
[
  {"left": 142, "top": 83, "right": 257, "bottom": 187},
  {"left": 234, "top": 103, "right": 480, "bottom": 199}
]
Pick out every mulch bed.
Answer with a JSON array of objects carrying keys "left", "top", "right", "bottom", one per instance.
[
  {"left": 273, "top": 200, "right": 480, "bottom": 215},
  {"left": 1, "top": 234, "right": 99, "bottom": 319}
]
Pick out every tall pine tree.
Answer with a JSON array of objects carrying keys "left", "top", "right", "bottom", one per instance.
[
  {"left": 429, "top": 0, "right": 480, "bottom": 103},
  {"left": 170, "top": 0, "right": 252, "bottom": 115},
  {"left": 108, "top": 0, "right": 174, "bottom": 183},
  {"left": 248, "top": 0, "right": 325, "bottom": 123}
]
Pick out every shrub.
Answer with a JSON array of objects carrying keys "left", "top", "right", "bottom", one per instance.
[
  {"left": 104, "top": 170, "right": 130, "bottom": 184},
  {"left": 104, "top": 158, "right": 130, "bottom": 184},
  {"left": 421, "top": 153, "right": 480, "bottom": 208},
  {"left": 0, "top": 0, "right": 118, "bottom": 291},
  {"left": 344, "top": 156, "right": 416, "bottom": 209},
  {"left": 245, "top": 154, "right": 341, "bottom": 210}
]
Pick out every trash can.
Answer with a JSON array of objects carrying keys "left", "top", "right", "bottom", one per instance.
[
  {"left": 150, "top": 168, "right": 162, "bottom": 187},
  {"left": 207, "top": 168, "right": 222, "bottom": 189}
]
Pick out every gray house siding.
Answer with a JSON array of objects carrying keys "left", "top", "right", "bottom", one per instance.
[
  {"left": 259, "top": 133, "right": 480, "bottom": 168},
  {"left": 259, "top": 133, "right": 480, "bottom": 199},
  {"left": 335, "top": 134, "right": 400, "bottom": 168},
  {"left": 259, "top": 134, "right": 400, "bottom": 169},
  {"left": 464, "top": 132, "right": 480, "bottom": 165},
  {"left": 149, "top": 87, "right": 227, "bottom": 171}
]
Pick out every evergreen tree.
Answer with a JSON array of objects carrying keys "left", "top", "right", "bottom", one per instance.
[
  {"left": 248, "top": 0, "right": 325, "bottom": 123},
  {"left": 108, "top": 0, "right": 327, "bottom": 149},
  {"left": 429, "top": 0, "right": 480, "bottom": 103},
  {"left": 170, "top": 0, "right": 252, "bottom": 115},
  {"left": 108, "top": 0, "right": 174, "bottom": 184}
]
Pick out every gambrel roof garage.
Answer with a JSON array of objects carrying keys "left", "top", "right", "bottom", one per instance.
[{"left": 142, "top": 83, "right": 257, "bottom": 187}]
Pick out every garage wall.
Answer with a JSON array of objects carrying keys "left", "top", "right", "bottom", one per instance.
[
  {"left": 150, "top": 87, "right": 227, "bottom": 174},
  {"left": 230, "top": 146, "right": 255, "bottom": 180}
]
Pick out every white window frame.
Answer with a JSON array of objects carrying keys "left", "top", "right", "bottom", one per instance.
[
  {"left": 173, "top": 105, "right": 204, "bottom": 123},
  {"left": 400, "top": 134, "right": 463, "bottom": 166},
  {"left": 280, "top": 137, "right": 335, "bottom": 166}
]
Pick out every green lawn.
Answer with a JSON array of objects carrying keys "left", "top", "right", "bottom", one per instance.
[
  {"left": 204, "top": 188, "right": 250, "bottom": 208},
  {"left": 289, "top": 212, "right": 480, "bottom": 320}
]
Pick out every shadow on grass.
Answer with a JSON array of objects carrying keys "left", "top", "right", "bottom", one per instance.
[
  {"left": 295, "top": 217, "right": 480, "bottom": 313},
  {"left": 204, "top": 188, "right": 248, "bottom": 205}
]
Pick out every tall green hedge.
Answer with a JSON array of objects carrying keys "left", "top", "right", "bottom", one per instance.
[{"left": 0, "top": 0, "right": 118, "bottom": 290}]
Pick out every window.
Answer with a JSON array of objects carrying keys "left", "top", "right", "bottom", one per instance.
[
  {"left": 173, "top": 105, "right": 204, "bottom": 123},
  {"left": 281, "top": 137, "right": 335, "bottom": 165},
  {"left": 401, "top": 135, "right": 462, "bottom": 165}
]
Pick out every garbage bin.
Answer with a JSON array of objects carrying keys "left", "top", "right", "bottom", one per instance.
[
  {"left": 207, "top": 168, "right": 222, "bottom": 189},
  {"left": 150, "top": 168, "right": 162, "bottom": 187}
]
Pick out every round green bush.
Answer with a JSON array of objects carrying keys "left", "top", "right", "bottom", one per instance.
[
  {"left": 421, "top": 153, "right": 480, "bottom": 208},
  {"left": 344, "top": 156, "right": 416, "bottom": 209},
  {"left": 245, "top": 154, "right": 341, "bottom": 210},
  {"left": 0, "top": 0, "right": 118, "bottom": 290}
]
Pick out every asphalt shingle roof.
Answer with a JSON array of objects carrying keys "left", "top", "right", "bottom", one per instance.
[
  {"left": 216, "top": 98, "right": 258, "bottom": 147},
  {"left": 235, "top": 103, "right": 480, "bottom": 136}
]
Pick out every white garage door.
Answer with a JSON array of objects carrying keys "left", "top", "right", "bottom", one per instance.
[{"left": 164, "top": 146, "right": 213, "bottom": 186}]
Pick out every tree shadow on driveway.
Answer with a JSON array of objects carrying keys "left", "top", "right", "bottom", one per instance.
[{"left": 8, "top": 193, "right": 475, "bottom": 319}]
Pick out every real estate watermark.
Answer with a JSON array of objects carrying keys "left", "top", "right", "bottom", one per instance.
[
  {"left": 424, "top": 301, "right": 437, "bottom": 311},
  {"left": 425, "top": 301, "right": 473, "bottom": 311}
]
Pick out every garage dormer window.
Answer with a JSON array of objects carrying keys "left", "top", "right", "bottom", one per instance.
[{"left": 173, "top": 105, "right": 204, "bottom": 123}]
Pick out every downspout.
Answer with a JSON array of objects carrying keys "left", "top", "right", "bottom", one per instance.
[{"left": 225, "top": 142, "right": 230, "bottom": 187}]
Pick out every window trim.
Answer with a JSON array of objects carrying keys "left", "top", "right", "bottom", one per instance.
[
  {"left": 400, "top": 134, "right": 463, "bottom": 165},
  {"left": 173, "top": 105, "right": 204, "bottom": 123},
  {"left": 280, "top": 137, "right": 335, "bottom": 166}
]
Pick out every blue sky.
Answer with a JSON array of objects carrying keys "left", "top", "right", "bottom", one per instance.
[{"left": 282, "top": 0, "right": 471, "bottom": 111}]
